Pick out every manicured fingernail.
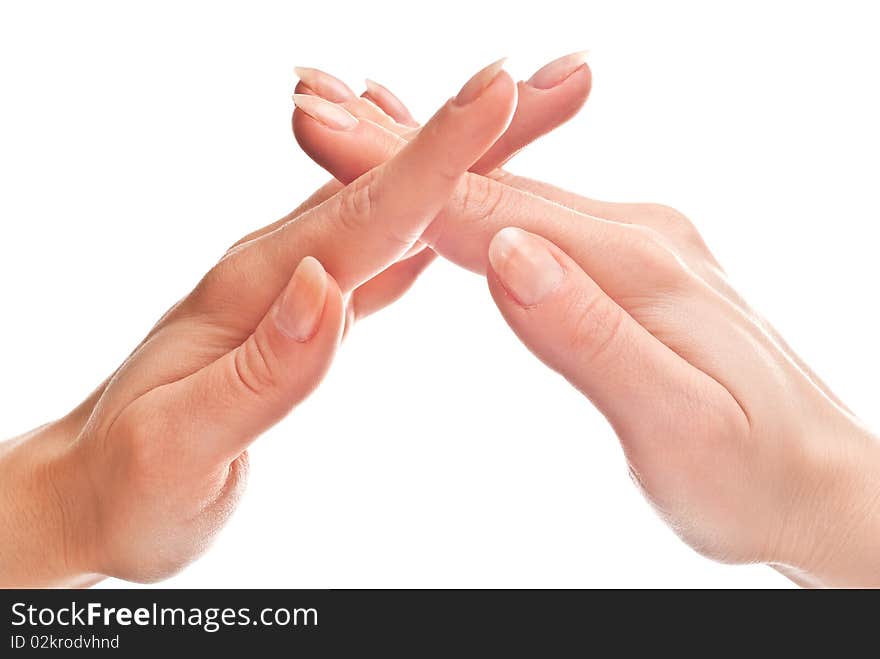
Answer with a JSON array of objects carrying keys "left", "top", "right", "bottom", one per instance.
[
  {"left": 526, "top": 51, "right": 589, "bottom": 90},
  {"left": 293, "top": 66, "right": 355, "bottom": 102},
  {"left": 292, "top": 94, "right": 358, "bottom": 131},
  {"left": 275, "top": 256, "right": 328, "bottom": 341},
  {"left": 488, "top": 227, "right": 564, "bottom": 306},
  {"left": 454, "top": 57, "right": 507, "bottom": 106},
  {"left": 364, "top": 78, "right": 417, "bottom": 125}
]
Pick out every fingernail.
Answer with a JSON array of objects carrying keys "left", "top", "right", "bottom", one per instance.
[
  {"left": 294, "top": 66, "right": 355, "bottom": 102},
  {"left": 454, "top": 57, "right": 507, "bottom": 106},
  {"left": 292, "top": 94, "right": 358, "bottom": 131},
  {"left": 488, "top": 227, "right": 564, "bottom": 306},
  {"left": 275, "top": 256, "right": 328, "bottom": 341},
  {"left": 526, "top": 51, "right": 589, "bottom": 90},
  {"left": 364, "top": 78, "right": 417, "bottom": 125}
]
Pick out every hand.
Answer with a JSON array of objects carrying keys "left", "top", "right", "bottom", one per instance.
[
  {"left": 0, "top": 60, "right": 525, "bottom": 586},
  {"left": 260, "top": 53, "right": 591, "bottom": 322},
  {"left": 294, "top": 68, "right": 880, "bottom": 587}
]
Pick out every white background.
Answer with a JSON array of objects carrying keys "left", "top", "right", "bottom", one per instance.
[{"left": 1, "top": 1, "right": 878, "bottom": 588}]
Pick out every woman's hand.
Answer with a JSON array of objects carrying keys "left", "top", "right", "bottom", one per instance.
[
  {"left": 0, "top": 60, "right": 525, "bottom": 587},
  {"left": 277, "top": 52, "right": 592, "bottom": 322},
  {"left": 295, "top": 70, "right": 880, "bottom": 587},
  {"left": 239, "top": 55, "right": 590, "bottom": 326}
]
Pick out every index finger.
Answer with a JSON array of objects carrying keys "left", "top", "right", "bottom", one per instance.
[{"left": 234, "top": 59, "right": 517, "bottom": 298}]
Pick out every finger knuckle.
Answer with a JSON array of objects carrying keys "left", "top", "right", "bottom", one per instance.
[
  {"left": 232, "top": 334, "right": 279, "bottom": 397},
  {"left": 641, "top": 203, "right": 703, "bottom": 246},
  {"left": 336, "top": 170, "right": 417, "bottom": 249},
  {"left": 114, "top": 407, "right": 173, "bottom": 485},
  {"left": 641, "top": 202, "right": 687, "bottom": 228},
  {"left": 565, "top": 291, "right": 626, "bottom": 365},
  {"left": 627, "top": 226, "right": 692, "bottom": 291},
  {"left": 459, "top": 175, "right": 507, "bottom": 228},
  {"left": 336, "top": 170, "right": 379, "bottom": 233}
]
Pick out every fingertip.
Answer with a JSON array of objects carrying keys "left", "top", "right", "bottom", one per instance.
[
  {"left": 470, "top": 66, "right": 589, "bottom": 173},
  {"left": 275, "top": 256, "right": 328, "bottom": 342},
  {"left": 292, "top": 104, "right": 322, "bottom": 151},
  {"left": 270, "top": 255, "right": 345, "bottom": 361},
  {"left": 487, "top": 227, "right": 566, "bottom": 308},
  {"left": 408, "top": 67, "right": 516, "bottom": 176},
  {"left": 293, "top": 66, "right": 355, "bottom": 103},
  {"left": 362, "top": 78, "right": 419, "bottom": 127},
  {"left": 363, "top": 78, "right": 381, "bottom": 96},
  {"left": 561, "top": 62, "right": 592, "bottom": 98},
  {"left": 516, "top": 63, "right": 591, "bottom": 120},
  {"left": 293, "top": 79, "right": 316, "bottom": 96},
  {"left": 551, "top": 62, "right": 592, "bottom": 109},
  {"left": 292, "top": 96, "right": 315, "bottom": 134},
  {"left": 445, "top": 61, "right": 517, "bottom": 126},
  {"left": 478, "top": 69, "right": 519, "bottom": 126},
  {"left": 292, "top": 104, "right": 353, "bottom": 171},
  {"left": 294, "top": 106, "right": 402, "bottom": 184},
  {"left": 525, "top": 51, "right": 591, "bottom": 91}
]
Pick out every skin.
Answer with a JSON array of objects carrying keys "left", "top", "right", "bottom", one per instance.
[
  {"left": 293, "top": 71, "right": 880, "bottom": 588},
  {"left": 0, "top": 58, "right": 593, "bottom": 587},
  {"left": 4, "top": 54, "right": 877, "bottom": 588},
  {"left": 287, "top": 56, "right": 592, "bottom": 320}
]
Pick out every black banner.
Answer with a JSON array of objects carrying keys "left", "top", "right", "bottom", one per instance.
[{"left": 0, "top": 588, "right": 867, "bottom": 653}]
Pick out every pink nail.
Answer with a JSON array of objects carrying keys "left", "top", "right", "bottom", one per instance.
[
  {"left": 364, "top": 78, "right": 417, "bottom": 126},
  {"left": 275, "top": 256, "right": 328, "bottom": 342},
  {"left": 292, "top": 94, "right": 358, "bottom": 131},
  {"left": 294, "top": 66, "right": 355, "bottom": 103},
  {"left": 526, "top": 51, "right": 589, "bottom": 90},
  {"left": 488, "top": 227, "right": 564, "bottom": 306},
  {"left": 454, "top": 57, "right": 507, "bottom": 106}
]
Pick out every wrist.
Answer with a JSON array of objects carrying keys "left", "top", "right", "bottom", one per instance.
[
  {"left": 0, "top": 421, "right": 103, "bottom": 587},
  {"left": 775, "top": 418, "right": 880, "bottom": 587}
]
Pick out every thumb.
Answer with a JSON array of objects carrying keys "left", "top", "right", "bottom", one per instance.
[
  {"left": 485, "top": 227, "right": 719, "bottom": 448},
  {"left": 147, "top": 256, "right": 345, "bottom": 467}
]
